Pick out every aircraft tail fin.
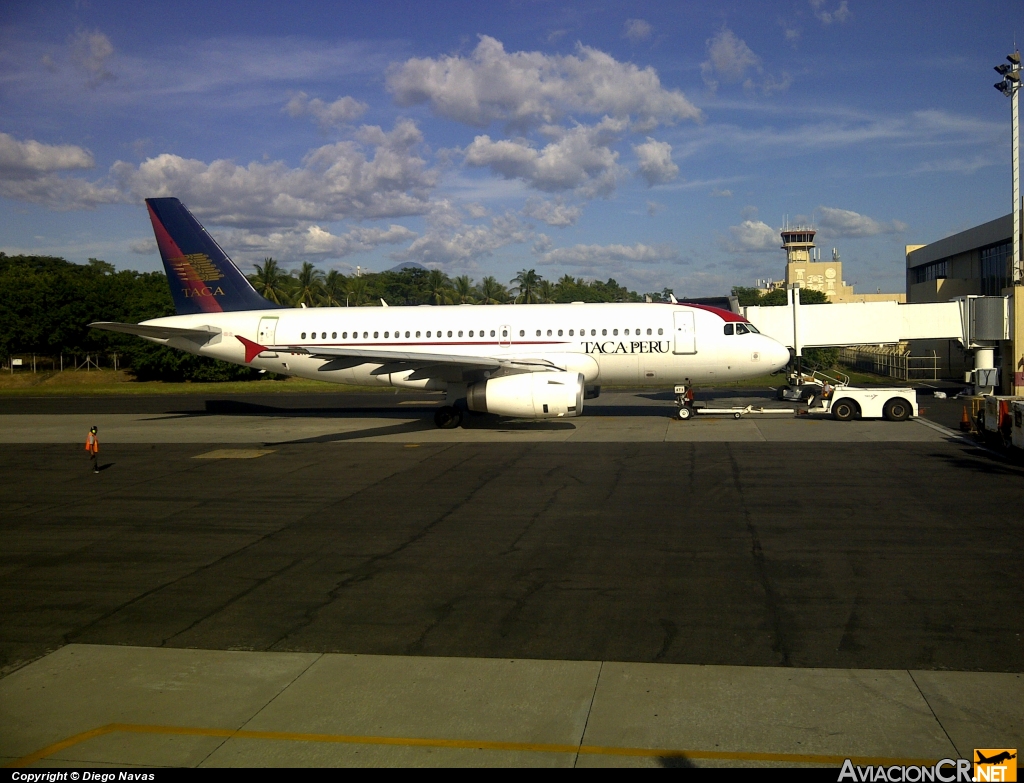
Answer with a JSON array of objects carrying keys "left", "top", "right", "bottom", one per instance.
[{"left": 145, "top": 197, "right": 284, "bottom": 315}]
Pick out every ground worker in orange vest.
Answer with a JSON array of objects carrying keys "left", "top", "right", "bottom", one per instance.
[{"left": 85, "top": 425, "right": 99, "bottom": 473}]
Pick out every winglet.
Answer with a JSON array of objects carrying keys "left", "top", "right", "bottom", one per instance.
[{"left": 236, "top": 335, "right": 267, "bottom": 363}]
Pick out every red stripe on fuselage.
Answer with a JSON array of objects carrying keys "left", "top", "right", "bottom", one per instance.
[{"left": 147, "top": 203, "right": 223, "bottom": 314}]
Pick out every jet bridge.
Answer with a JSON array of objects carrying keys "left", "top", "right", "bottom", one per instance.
[{"left": 742, "top": 290, "right": 1011, "bottom": 393}]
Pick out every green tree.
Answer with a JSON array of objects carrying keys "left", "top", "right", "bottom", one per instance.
[
  {"left": 425, "top": 269, "right": 453, "bottom": 305},
  {"left": 292, "top": 262, "right": 324, "bottom": 307},
  {"left": 250, "top": 258, "right": 290, "bottom": 305},
  {"left": 510, "top": 269, "right": 542, "bottom": 304},
  {"left": 479, "top": 276, "right": 507, "bottom": 304},
  {"left": 536, "top": 279, "right": 555, "bottom": 304},
  {"left": 452, "top": 275, "right": 477, "bottom": 304},
  {"left": 348, "top": 275, "right": 370, "bottom": 306},
  {"left": 322, "top": 270, "right": 349, "bottom": 307}
]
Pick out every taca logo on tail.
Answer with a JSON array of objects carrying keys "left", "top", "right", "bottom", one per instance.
[{"left": 145, "top": 198, "right": 284, "bottom": 315}]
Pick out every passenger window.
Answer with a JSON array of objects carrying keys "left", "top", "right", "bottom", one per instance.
[
  {"left": 547, "top": 329, "right": 552, "bottom": 336},
  {"left": 569, "top": 329, "right": 574, "bottom": 336},
  {"left": 342, "top": 332, "right": 348, "bottom": 339},
  {"left": 591, "top": 329, "right": 596, "bottom": 336},
  {"left": 332, "top": 332, "right": 337, "bottom": 339},
  {"left": 416, "top": 331, "right": 421, "bottom": 338},
  {"left": 469, "top": 330, "right": 474, "bottom": 337},
  {"left": 647, "top": 328, "right": 652, "bottom": 335},
  {"left": 602, "top": 329, "right": 607, "bottom": 336},
  {"left": 736, "top": 323, "right": 749, "bottom": 335},
  {"left": 384, "top": 332, "right": 389, "bottom": 338},
  {"left": 301, "top": 332, "right": 306, "bottom": 339},
  {"left": 519, "top": 330, "right": 525, "bottom": 337},
  {"left": 447, "top": 330, "right": 453, "bottom": 337},
  {"left": 490, "top": 330, "right": 495, "bottom": 337},
  {"left": 458, "top": 331, "right": 463, "bottom": 337},
  {"left": 613, "top": 329, "right": 618, "bottom": 336},
  {"left": 322, "top": 332, "right": 326, "bottom": 339},
  {"left": 558, "top": 329, "right": 563, "bottom": 336},
  {"left": 657, "top": 328, "right": 663, "bottom": 335},
  {"left": 363, "top": 332, "right": 368, "bottom": 339},
  {"left": 502, "top": 329, "right": 508, "bottom": 337},
  {"left": 536, "top": 330, "right": 541, "bottom": 336},
  {"left": 724, "top": 324, "right": 734, "bottom": 335},
  {"left": 624, "top": 329, "right": 629, "bottom": 336}
]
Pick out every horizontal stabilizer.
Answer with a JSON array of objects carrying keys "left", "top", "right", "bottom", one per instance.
[{"left": 89, "top": 321, "right": 220, "bottom": 342}]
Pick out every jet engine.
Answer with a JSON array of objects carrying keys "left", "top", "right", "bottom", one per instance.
[{"left": 466, "top": 371, "right": 584, "bottom": 418}]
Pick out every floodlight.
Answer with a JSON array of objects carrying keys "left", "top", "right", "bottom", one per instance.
[
  {"left": 1007, "top": 71, "right": 1021, "bottom": 82},
  {"left": 1008, "top": 52, "right": 1021, "bottom": 65},
  {"left": 995, "top": 64, "right": 1012, "bottom": 75},
  {"left": 995, "top": 80, "right": 1010, "bottom": 93}
]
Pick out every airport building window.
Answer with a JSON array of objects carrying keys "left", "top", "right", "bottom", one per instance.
[
  {"left": 911, "top": 259, "right": 950, "bottom": 285},
  {"left": 981, "top": 241, "right": 1011, "bottom": 296}
]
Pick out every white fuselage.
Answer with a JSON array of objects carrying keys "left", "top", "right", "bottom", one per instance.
[{"left": 143, "top": 302, "right": 791, "bottom": 389}]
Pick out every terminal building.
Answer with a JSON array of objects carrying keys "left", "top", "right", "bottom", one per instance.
[{"left": 906, "top": 212, "right": 1021, "bottom": 385}]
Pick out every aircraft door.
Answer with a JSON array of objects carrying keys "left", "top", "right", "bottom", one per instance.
[
  {"left": 673, "top": 311, "right": 696, "bottom": 354},
  {"left": 257, "top": 317, "right": 279, "bottom": 357},
  {"left": 500, "top": 324, "right": 512, "bottom": 347}
]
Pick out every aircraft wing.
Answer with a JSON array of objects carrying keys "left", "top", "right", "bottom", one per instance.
[
  {"left": 282, "top": 344, "right": 502, "bottom": 369},
  {"left": 90, "top": 321, "right": 221, "bottom": 341}
]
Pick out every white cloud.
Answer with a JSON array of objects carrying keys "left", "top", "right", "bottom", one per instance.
[
  {"left": 710, "top": 188, "right": 733, "bottom": 197},
  {"left": 129, "top": 238, "right": 157, "bottom": 254},
  {"left": 723, "top": 220, "right": 779, "bottom": 252},
  {"left": 69, "top": 28, "right": 115, "bottom": 86},
  {"left": 111, "top": 119, "right": 436, "bottom": 228},
  {"left": 463, "top": 117, "right": 627, "bottom": 196},
  {"left": 623, "top": 19, "right": 653, "bottom": 43},
  {"left": 522, "top": 196, "right": 582, "bottom": 227},
  {"left": 537, "top": 241, "right": 680, "bottom": 269},
  {"left": 646, "top": 200, "right": 663, "bottom": 216},
  {"left": 223, "top": 223, "right": 416, "bottom": 259},
  {"left": 284, "top": 92, "right": 368, "bottom": 129},
  {"left": 387, "top": 35, "right": 700, "bottom": 129},
  {"left": 0, "top": 132, "right": 122, "bottom": 210},
  {"left": 700, "top": 27, "right": 790, "bottom": 95},
  {"left": 391, "top": 213, "right": 531, "bottom": 266},
  {"left": 633, "top": 137, "right": 678, "bottom": 186},
  {"left": 810, "top": 0, "right": 851, "bottom": 25},
  {"left": 816, "top": 206, "right": 906, "bottom": 237},
  {"left": 0, "top": 133, "right": 94, "bottom": 178}
]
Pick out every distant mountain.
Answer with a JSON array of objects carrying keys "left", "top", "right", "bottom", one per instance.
[{"left": 387, "top": 261, "right": 428, "bottom": 272}]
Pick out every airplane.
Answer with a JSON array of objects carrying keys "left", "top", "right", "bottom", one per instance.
[
  {"left": 91, "top": 197, "right": 792, "bottom": 427},
  {"left": 976, "top": 752, "right": 1016, "bottom": 765}
]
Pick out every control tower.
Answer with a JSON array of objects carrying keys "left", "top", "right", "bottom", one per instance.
[{"left": 780, "top": 225, "right": 853, "bottom": 300}]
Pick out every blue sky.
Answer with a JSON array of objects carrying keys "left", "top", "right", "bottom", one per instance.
[{"left": 0, "top": 0, "right": 1020, "bottom": 296}]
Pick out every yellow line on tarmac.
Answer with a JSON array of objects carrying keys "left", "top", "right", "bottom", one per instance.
[{"left": 6, "top": 723, "right": 943, "bottom": 767}]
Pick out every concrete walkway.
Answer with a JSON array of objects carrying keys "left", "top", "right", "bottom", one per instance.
[{"left": 2, "top": 645, "right": 1020, "bottom": 767}]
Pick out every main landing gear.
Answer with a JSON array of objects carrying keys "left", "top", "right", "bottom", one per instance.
[{"left": 433, "top": 406, "right": 463, "bottom": 429}]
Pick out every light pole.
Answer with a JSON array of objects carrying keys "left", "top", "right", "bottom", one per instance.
[{"left": 994, "top": 50, "right": 1022, "bottom": 393}]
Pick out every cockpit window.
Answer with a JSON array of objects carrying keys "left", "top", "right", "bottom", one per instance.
[
  {"left": 735, "top": 323, "right": 749, "bottom": 335},
  {"left": 745, "top": 322, "right": 759, "bottom": 333},
  {"left": 723, "top": 324, "right": 734, "bottom": 336}
]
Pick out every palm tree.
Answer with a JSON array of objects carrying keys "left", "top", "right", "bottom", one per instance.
[
  {"left": 322, "top": 270, "right": 349, "bottom": 307},
  {"left": 250, "top": 257, "right": 289, "bottom": 305},
  {"left": 292, "top": 262, "right": 325, "bottom": 307},
  {"left": 452, "top": 275, "right": 477, "bottom": 304},
  {"left": 510, "top": 269, "right": 542, "bottom": 304},
  {"left": 536, "top": 279, "right": 555, "bottom": 304},
  {"left": 480, "top": 276, "right": 507, "bottom": 304},
  {"left": 426, "top": 269, "right": 453, "bottom": 305},
  {"left": 348, "top": 275, "right": 370, "bottom": 306}
]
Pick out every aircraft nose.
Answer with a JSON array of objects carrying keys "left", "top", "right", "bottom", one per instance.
[{"left": 767, "top": 338, "right": 791, "bottom": 372}]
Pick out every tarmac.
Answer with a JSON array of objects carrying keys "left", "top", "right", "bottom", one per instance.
[{"left": 1, "top": 388, "right": 1021, "bottom": 767}]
